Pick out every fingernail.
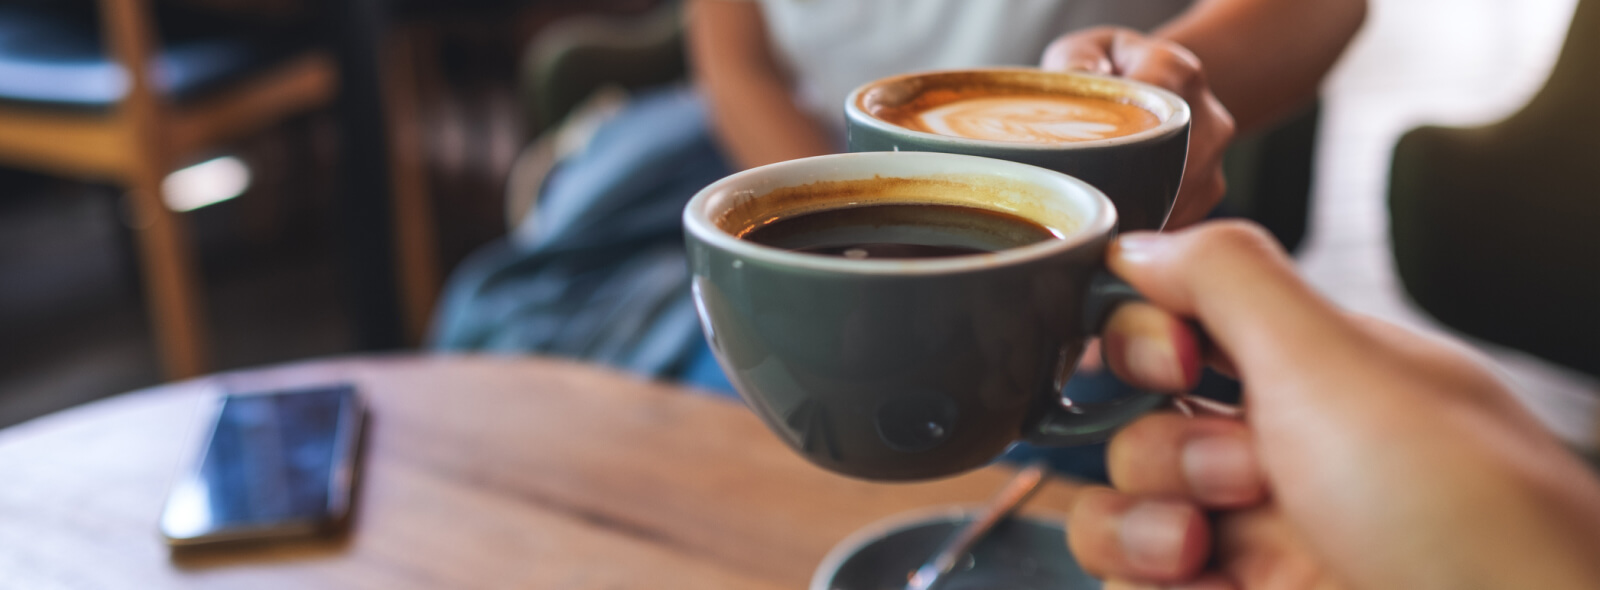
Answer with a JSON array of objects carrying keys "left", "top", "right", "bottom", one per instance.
[
  {"left": 1119, "top": 501, "right": 1192, "bottom": 576},
  {"left": 1125, "top": 334, "right": 1181, "bottom": 388},
  {"left": 1114, "top": 233, "right": 1167, "bottom": 263},
  {"left": 1183, "top": 434, "right": 1260, "bottom": 506}
]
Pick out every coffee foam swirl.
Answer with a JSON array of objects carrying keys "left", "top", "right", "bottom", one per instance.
[{"left": 915, "top": 95, "right": 1157, "bottom": 144}]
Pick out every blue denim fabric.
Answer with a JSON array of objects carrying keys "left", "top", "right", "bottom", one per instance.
[{"left": 431, "top": 85, "right": 733, "bottom": 377}]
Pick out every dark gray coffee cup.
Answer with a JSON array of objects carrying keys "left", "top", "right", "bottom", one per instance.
[
  {"left": 846, "top": 68, "right": 1190, "bottom": 231},
  {"left": 683, "top": 152, "right": 1165, "bottom": 481}
]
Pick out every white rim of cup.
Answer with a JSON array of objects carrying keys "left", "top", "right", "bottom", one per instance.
[
  {"left": 682, "top": 152, "right": 1118, "bottom": 276},
  {"left": 844, "top": 67, "right": 1192, "bottom": 151}
]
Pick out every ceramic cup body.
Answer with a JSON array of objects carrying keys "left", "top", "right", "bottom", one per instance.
[
  {"left": 846, "top": 68, "right": 1191, "bottom": 232},
  {"left": 683, "top": 152, "right": 1164, "bottom": 481}
]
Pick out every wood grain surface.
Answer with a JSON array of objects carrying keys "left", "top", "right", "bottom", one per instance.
[{"left": 0, "top": 356, "right": 1090, "bottom": 589}]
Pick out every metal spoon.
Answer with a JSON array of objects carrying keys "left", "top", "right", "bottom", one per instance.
[{"left": 905, "top": 461, "right": 1050, "bottom": 590}]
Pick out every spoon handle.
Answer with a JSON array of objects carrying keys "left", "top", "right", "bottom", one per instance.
[{"left": 906, "top": 461, "right": 1050, "bottom": 590}]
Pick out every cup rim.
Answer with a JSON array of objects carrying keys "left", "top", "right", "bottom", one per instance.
[
  {"left": 682, "top": 152, "right": 1118, "bottom": 276},
  {"left": 808, "top": 504, "right": 1072, "bottom": 590},
  {"left": 845, "top": 67, "right": 1191, "bottom": 151}
]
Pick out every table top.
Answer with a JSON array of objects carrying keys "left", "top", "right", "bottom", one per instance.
[{"left": 0, "top": 355, "right": 1090, "bottom": 589}]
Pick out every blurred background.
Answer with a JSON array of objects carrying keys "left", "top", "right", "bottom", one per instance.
[
  {"left": 0, "top": 0, "right": 1593, "bottom": 453},
  {"left": 0, "top": 0, "right": 658, "bottom": 424}
]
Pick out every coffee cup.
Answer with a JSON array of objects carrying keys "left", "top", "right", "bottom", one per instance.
[
  {"left": 846, "top": 68, "right": 1190, "bottom": 231},
  {"left": 683, "top": 152, "right": 1166, "bottom": 481}
]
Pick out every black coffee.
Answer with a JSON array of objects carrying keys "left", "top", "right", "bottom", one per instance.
[{"left": 739, "top": 203, "right": 1059, "bottom": 259}]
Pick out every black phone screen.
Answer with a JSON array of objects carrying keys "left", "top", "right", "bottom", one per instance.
[{"left": 161, "top": 385, "right": 363, "bottom": 545}]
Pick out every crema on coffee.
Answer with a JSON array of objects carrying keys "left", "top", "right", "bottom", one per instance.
[{"left": 877, "top": 90, "right": 1160, "bottom": 144}]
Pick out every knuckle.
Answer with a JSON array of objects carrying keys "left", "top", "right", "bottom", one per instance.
[
  {"left": 1107, "top": 26, "right": 1146, "bottom": 41},
  {"left": 1065, "top": 486, "right": 1123, "bottom": 578},
  {"left": 1146, "top": 43, "right": 1206, "bottom": 94},
  {"left": 1189, "top": 220, "right": 1282, "bottom": 263},
  {"left": 1211, "top": 105, "right": 1237, "bottom": 139},
  {"left": 1207, "top": 174, "right": 1228, "bottom": 207},
  {"left": 1170, "top": 45, "right": 1205, "bottom": 74},
  {"left": 1167, "top": 58, "right": 1202, "bottom": 87},
  {"left": 1106, "top": 414, "right": 1185, "bottom": 489},
  {"left": 1043, "top": 35, "right": 1077, "bottom": 55},
  {"left": 1111, "top": 413, "right": 1184, "bottom": 453}
]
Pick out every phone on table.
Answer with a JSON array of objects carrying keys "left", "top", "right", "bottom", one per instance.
[{"left": 160, "top": 384, "right": 366, "bottom": 547}]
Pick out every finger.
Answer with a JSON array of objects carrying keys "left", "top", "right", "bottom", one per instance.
[
  {"left": 1080, "top": 338, "right": 1105, "bottom": 374},
  {"left": 1068, "top": 487, "right": 1211, "bottom": 583},
  {"left": 1186, "top": 302, "right": 1241, "bottom": 377},
  {"left": 1102, "top": 35, "right": 1234, "bottom": 230},
  {"left": 1212, "top": 505, "right": 1330, "bottom": 589},
  {"left": 1162, "top": 163, "right": 1226, "bottom": 229},
  {"left": 1041, "top": 28, "right": 1118, "bottom": 74},
  {"left": 1101, "top": 301, "right": 1203, "bottom": 392},
  {"left": 1108, "top": 413, "right": 1266, "bottom": 508},
  {"left": 1111, "top": 33, "right": 1204, "bottom": 96},
  {"left": 1108, "top": 223, "right": 1358, "bottom": 389},
  {"left": 1162, "top": 91, "right": 1235, "bottom": 230},
  {"left": 1105, "top": 573, "right": 1239, "bottom": 590}
]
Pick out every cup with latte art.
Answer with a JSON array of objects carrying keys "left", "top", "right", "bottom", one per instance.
[{"left": 847, "top": 69, "right": 1190, "bottom": 231}]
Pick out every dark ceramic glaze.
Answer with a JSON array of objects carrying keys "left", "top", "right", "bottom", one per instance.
[
  {"left": 684, "top": 152, "right": 1165, "bottom": 481},
  {"left": 847, "top": 68, "right": 1191, "bottom": 232}
]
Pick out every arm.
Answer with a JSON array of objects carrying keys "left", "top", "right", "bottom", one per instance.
[
  {"left": 1043, "top": 0, "right": 1365, "bottom": 228},
  {"left": 1154, "top": 0, "right": 1367, "bottom": 133},
  {"left": 685, "top": 0, "right": 835, "bottom": 170}
]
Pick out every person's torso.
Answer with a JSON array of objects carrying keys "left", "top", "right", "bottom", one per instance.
[{"left": 753, "top": 0, "right": 1193, "bottom": 136}]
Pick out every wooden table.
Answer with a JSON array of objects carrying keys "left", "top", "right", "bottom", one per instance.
[{"left": 0, "top": 356, "right": 1088, "bottom": 589}]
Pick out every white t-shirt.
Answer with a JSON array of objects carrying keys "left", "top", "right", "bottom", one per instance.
[{"left": 736, "top": 0, "right": 1193, "bottom": 137}]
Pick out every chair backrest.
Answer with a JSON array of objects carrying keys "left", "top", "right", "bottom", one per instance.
[
  {"left": 1388, "top": 0, "right": 1600, "bottom": 379},
  {"left": 1509, "top": 0, "right": 1600, "bottom": 135},
  {"left": 518, "top": 1, "right": 684, "bottom": 137},
  {"left": 98, "top": 0, "right": 162, "bottom": 106}
]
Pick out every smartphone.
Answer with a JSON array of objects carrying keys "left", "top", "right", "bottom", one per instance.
[{"left": 160, "top": 384, "right": 366, "bottom": 546}]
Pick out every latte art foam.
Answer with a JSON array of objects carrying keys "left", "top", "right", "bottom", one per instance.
[{"left": 910, "top": 95, "right": 1159, "bottom": 144}]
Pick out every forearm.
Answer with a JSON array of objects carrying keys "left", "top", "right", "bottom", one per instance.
[
  {"left": 1155, "top": 0, "right": 1366, "bottom": 133},
  {"left": 686, "top": 0, "right": 835, "bottom": 170},
  {"left": 696, "top": 66, "right": 835, "bottom": 170}
]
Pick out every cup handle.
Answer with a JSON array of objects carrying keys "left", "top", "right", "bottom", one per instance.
[{"left": 1023, "top": 271, "right": 1172, "bottom": 446}]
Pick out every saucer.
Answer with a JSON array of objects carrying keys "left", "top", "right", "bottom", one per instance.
[{"left": 811, "top": 506, "right": 1100, "bottom": 590}]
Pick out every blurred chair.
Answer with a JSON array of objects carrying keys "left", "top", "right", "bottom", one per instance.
[
  {"left": 1388, "top": 0, "right": 1598, "bottom": 379},
  {"left": 0, "top": 0, "right": 335, "bottom": 378},
  {"left": 517, "top": 0, "right": 683, "bottom": 139},
  {"left": 512, "top": 0, "right": 1318, "bottom": 253}
]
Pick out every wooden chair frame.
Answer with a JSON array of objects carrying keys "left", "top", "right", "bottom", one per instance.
[{"left": 0, "top": 0, "right": 336, "bottom": 378}]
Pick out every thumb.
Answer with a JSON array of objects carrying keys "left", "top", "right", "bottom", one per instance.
[
  {"left": 1106, "top": 222, "right": 1362, "bottom": 396},
  {"left": 1041, "top": 28, "right": 1117, "bottom": 74}
]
